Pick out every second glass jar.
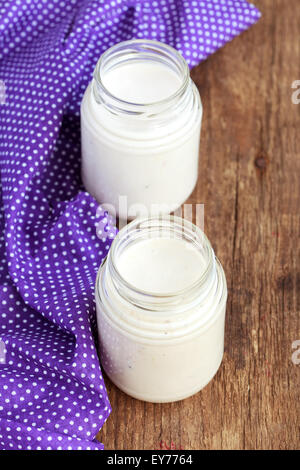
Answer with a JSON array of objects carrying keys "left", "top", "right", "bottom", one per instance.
[
  {"left": 96, "top": 216, "right": 227, "bottom": 403},
  {"left": 81, "top": 39, "right": 202, "bottom": 218}
]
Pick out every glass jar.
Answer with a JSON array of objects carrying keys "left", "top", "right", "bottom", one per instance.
[
  {"left": 81, "top": 40, "right": 202, "bottom": 219},
  {"left": 95, "top": 216, "right": 227, "bottom": 403}
]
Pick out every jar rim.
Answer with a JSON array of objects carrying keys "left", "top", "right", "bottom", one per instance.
[
  {"left": 93, "top": 39, "right": 190, "bottom": 114},
  {"left": 106, "top": 215, "right": 215, "bottom": 308}
]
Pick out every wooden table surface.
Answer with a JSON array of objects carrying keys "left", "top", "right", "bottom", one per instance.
[{"left": 97, "top": 0, "right": 300, "bottom": 450}]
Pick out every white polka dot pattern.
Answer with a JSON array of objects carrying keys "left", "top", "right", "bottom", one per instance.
[{"left": 0, "top": 0, "right": 260, "bottom": 450}]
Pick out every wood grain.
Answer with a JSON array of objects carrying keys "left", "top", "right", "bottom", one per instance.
[{"left": 97, "top": 0, "right": 300, "bottom": 450}]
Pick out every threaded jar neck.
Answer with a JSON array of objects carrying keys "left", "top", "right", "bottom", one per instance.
[
  {"left": 105, "top": 215, "right": 216, "bottom": 312},
  {"left": 92, "top": 39, "right": 190, "bottom": 116}
]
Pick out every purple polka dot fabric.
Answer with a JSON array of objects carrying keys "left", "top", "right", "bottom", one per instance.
[{"left": 0, "top": 0, "right": 260, "bottom": 451}]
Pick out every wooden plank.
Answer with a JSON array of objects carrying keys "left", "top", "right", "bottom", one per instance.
[{"left": 97, "top": 0, "right": 300, "bottom": 450}]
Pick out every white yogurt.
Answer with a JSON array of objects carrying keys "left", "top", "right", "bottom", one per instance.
[
  {"left": 96, "top": 216, "right": 227, "bottom": 403},
  {"left": 81, "top": 40, "right": 202, "bottom": 218},
  {"left": 101, "top": 61, "right": 182, "bottom": 104},
  {"left": 116, "top": 237, "right": 206, "bottom": 294}
]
